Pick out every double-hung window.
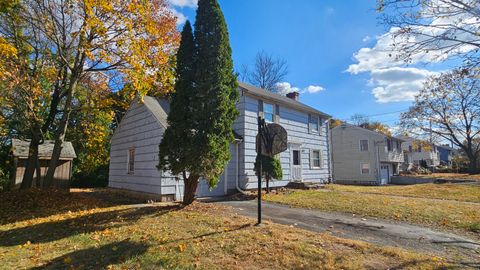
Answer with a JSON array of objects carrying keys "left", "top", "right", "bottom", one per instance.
[
  {"left": 127, "top": 148, "right": 135, "bottom": 174},
  {"left": 309, "top": 114, "right": 319, "bottom": 133},
  {"left": 360, "top": 163, "right": 370, "bottom": 174},
  {"left": 311, "top": 150, "right": 322, "bottom": 168},
  {"left": 360, "top": 140, "right": 369, "bottom": 151},
  {"left": 263, "top": 102, "right": 274, "bottom": 122}
]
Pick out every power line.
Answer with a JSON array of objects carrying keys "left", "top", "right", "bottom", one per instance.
[{"left": 339, "top": 108, "right": 410, "bottom": 121}]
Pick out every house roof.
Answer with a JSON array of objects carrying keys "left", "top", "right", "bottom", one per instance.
[
  {"left": 334, "top": 123, "right": 405, "bottom": 142},
  {"left": 11, "top": 139, "right": 77, "bottom": 159},
  {"left": 238, "top": 82, "right": 331, "bottom": 118},
  {"left": 143, "top": 96, "right": 170, "bottom": 128}
]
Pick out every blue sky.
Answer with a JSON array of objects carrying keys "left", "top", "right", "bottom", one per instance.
[{"left": 169, "top": 0, "right": 458, "bottom": 129}]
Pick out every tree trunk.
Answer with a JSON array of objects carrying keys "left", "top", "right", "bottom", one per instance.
[
  {"left": 183, "top": 174, "right": 200, "bottom": 205},
  {"left": 468, "top": 156, "right": 479, "bottom": 174},
  {"left": 44, "top": 78, "right": 77, "bottom": 188},
  {"left": 265, "top": 177, "right": 270, "bottom": 193},
  {"left": 35, "top": 157, "right": 42, "bottom": 188},
  {"left": 20, "top": 127, "right": 42, "bottom": 190}
]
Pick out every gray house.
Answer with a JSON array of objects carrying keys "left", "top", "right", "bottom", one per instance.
[
  {"left": 109, "top": 82, "right": 331, "bottom": 201},
  {"left": 332, "top": 124, "right": 404, "bottom": 185}
]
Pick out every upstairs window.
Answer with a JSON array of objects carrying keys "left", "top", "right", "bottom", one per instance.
[
  {"left": 387, "top": 139, "right": 393, "bottom": 151},
  {"left": 309, "top": 114, "right": 319, "bottom": 133},
  {"left": 127, "top": 148, "right": 135, "bottom": 174},
  {"left": 263, "top": 102, "right": 274, "bottom": 122},
  {"left": 360, "top": 140, "right": 369, "bottom": 151}
]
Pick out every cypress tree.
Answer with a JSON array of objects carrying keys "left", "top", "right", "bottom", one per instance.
[
  {"left": 254, "top": 155, "right": 283, "bottom": 193},
  {"left": 187, "top": 0, "right": 239, "bottom": 203},
  {"left": 159, "top": 0, "right": 239, "bottom": 205},
  {"left": 158, "top": 21, "right": 197, "bottom": 200}
]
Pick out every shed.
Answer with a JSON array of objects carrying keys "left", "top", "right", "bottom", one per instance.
[{"left": 11, "top": 139, "right": 77, "bottom": 188}]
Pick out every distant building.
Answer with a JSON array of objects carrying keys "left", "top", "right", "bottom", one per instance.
[
  {"left": 331, "top": 124, "right": 404, "bottom": 185},
  {"left": 11, "top": 139, "right": 77, "bottom": 188},
  {"left": 399, "top": 136, "right": 440, "bottom": 169},
  {"left": 437, "top": 145, "right": 456, "bottom": 166}
]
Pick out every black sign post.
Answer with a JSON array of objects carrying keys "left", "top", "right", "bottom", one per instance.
[
  {"left": 255, "top": 117, "right": 288, "bottom": 225},
  {"left": 257, "top": 116, "right": 263, "bottom": 225}
]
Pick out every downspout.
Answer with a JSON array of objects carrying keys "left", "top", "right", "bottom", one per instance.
[
  {"left": 235, "top": 139, "right": 248, "bottom": 194},
  {"left": 324, "top": 118, "right": 333, "bottom": 184}
]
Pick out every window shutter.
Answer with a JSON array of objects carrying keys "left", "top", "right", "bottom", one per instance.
[
  {"left": 308, "top": 114, "right": 312, "bottom": 133},
  {"left": 320, "top": 151, "right": 323, "bottom": 169},
  {"left": 258, "top": 100, "right": 264, "bottom": 118},
  {"left": 274, "top": 104, "right": 280, "bottom": 123},
  {"left": 309, "top": 149, "right": 313, "bottom": 169}
]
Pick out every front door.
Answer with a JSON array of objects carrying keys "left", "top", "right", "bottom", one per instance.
[
  {"left": 291, "top": 146, "right": 302, "bottom": 181},
  {"left": 380, "top": 165, "right": 389, "bottom": 185}
]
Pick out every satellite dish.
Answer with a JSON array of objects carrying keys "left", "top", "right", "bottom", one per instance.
[{"left": 256, "top": 123, "right": 288, "bottom": 157}]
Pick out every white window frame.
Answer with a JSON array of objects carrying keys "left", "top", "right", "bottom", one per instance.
[
  {"left": 360, "top": 162, "right": 370, "bottom": 175},
  {"left": 127, "top": 147, "right": 135, "bottom": 174},
  {"left": 309, "top": 114, "right": 320, "bottom": 133},
  {"left": 359, "top": 139, "right": 369, "bottom": 151},
  {"left": 310, "top": 149, "right": 322, "bottom": 169},
  {"left": 263, "top": 102, "right": 275, "bottom": 123}
]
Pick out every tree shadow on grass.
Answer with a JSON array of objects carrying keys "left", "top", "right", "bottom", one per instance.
[
  {"left": 29, "top": 240, "right": 149, "bottom": 270},
  {"left": 0, "top": 205, "right": 180, "bottom": 247}
]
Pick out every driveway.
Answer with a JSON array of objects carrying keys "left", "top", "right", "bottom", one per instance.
[{"left": 216, "top": 200, "right": 480, "bottom": 265}]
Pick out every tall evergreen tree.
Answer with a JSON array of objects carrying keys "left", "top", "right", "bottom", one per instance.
[
  {"left": 159, "top": 0, "right": 238, "bottom": 205},
  {"left": 190, "top": 0, "right": 238, "bottom": 204},
  {"left": 158, "top": 21, "right": 197, "bottom": 202}
]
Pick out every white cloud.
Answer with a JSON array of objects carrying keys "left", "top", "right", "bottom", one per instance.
[
  {"left": 369, "top": 67, "right": 437, "bottom": 103},
  {"left": 362, "top": 36, "right": 371, "bottom": 42},
  {"left": 275, "top": 82, "right": 325, "bottom": 95},
  {"left": 170, "top": 8, "right": 188, "bottom": 25},
  {"left": 304, "top": 85, "right": 325, "bottom": 94},
  {"left": 275, "top": 82, "right": 300, "bottom": 95},
  {"left": 169, "top": 0, "right": 198, "bottom": 8}
]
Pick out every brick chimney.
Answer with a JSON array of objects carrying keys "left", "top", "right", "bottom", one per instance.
[{"left": 286, "top": 92, "right": 299, "bottom": 101}]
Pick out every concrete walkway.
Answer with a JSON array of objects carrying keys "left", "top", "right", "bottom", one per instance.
[{"left": 217, "top": 200, "right": 480, "bottom": 264}]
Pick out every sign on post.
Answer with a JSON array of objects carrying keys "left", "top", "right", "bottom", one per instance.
[{"left": 255, "top": 118, "right": 288, "bottom": 225}]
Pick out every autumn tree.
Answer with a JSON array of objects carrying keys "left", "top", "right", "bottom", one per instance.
[
  {"left": 400, "top": 68, "right": 480, "bottom": 173},
  {"left": 254, "top": 155, "right": 282, "bottom": 193},
  {"left": 377, "top": 0, "right": 480, "bottom": 65},
  {"left": 0, "top": 0, "right": 179, "bottom": 188},
  {"left": 349, "top": 114, "right": 392, "bottom": 136},
  {"left": 242, "top": 51, "right": 289, "bottom": 92},
  {"left": 159, "top": 0, "right": 239, "bottom": 205}
]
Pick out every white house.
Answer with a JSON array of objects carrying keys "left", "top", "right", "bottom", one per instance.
[
  {"left": 399, "top": 136, "right": 440, "bottom": 169},
  {"left": 331, "top": 124, "right": 404, "bottom": 185},
  {"left": 108, "top": 82, "right": 332, "bottom": 201}
]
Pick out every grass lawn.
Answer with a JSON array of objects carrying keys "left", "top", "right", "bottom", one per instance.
[
  {"left": 265, "top": 184, "right": 480, "bottom": 235},
  {"left": 325, "top": 183, "right": 480, "bottom": 203},
  {"left": 0, "top": 189, "right": 453, "bottom": 269}
]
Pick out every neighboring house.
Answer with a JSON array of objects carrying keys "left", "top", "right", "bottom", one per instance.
[
  {"left": 400, "top": 136, "right": 440, "bottom": 169},
  {"left": 108, "top": 82, "right": 332, "bottom": 201},
  {"left": 11, "top": 139, "right": 77, "bottom": 188},
  {"left": 437, "top": 145, "right": 456, "bottom": 166},
  {"left": 331, "top": 124, "right": 404, "bottom": 185}
]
